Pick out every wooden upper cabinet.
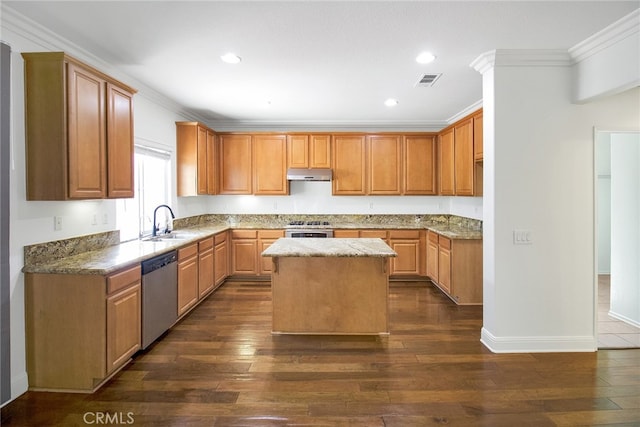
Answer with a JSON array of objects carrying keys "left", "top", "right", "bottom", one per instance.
[
  {"left": 253, "top": 135, "right": 288, "bottom": 195},
  {"left": 67, "top": 62, "right": 107, "bottom": 199},
  {"left": 473, "top": 112, "right": 483, "bottom": 161},
  {"left": 22, "top": 52, "right": 136, "bottom": 200},
  {"left": 454, "top": 118, "right": 474, "bottom": 196},
  {"left": 403, "top": 135, "right": 437, "bottom": 195},
  {"left": 309, "top": 135, "right": 331, "bottom": 168},
  {"left": 206, "top": 130, "right": 218, "bottom": 195},
  {"left": 439, "top": 128, "right": 455, "bottom": 196},
  {"left": 368, "top": 135, "right": 402, "bottom": 195},
  {"left": 332, "top": 135, "right": 367, "bottom": 195},
  {"left": 287, "top": 135, "right": 309, "bottom": 168},
  {"left": 219, "top": 134, "right": 252, "bottom": 194},
  {"left": 176, "top": 122, "right": 216, "bottom": 196},
  {"left": 287, "top": 134, "right": 331, "bottom": 169},
  {"left": 106, "top": 83, "right": 135, "bottom": 198}
]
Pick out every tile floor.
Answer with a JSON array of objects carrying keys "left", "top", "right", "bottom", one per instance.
[{"left": 597, "top": 275, "right": 640, "bottom": 349}]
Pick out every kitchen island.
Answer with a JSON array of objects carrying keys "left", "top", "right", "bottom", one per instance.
[{"left": 261, "top": 238, "right": 396, "bottom": 335}]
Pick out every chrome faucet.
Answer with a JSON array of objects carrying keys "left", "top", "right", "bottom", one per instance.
[{"left": 152, "top": 204, "right": 175, "bottom": 237}]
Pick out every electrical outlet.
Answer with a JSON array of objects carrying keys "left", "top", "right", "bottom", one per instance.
[
  {"left": 91, "top": 214, "right": 98, "bottom": 225},
  {"left": 54, "top": 216, "right": 62, "bottom": 231},
  {"left": 513, "top": 229, "right": 533, "bottom": 245},
  {"left": 102, "top": 213, "right": 108, "bottom": 224}
]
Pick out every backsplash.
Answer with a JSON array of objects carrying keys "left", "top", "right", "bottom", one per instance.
[{"left": 24, "top": 230, "right": 120, "bottom": 267}]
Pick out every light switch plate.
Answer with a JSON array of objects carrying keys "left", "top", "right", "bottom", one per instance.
[{"left": 513, "top": 229, "right": 532, "bottom": 245}]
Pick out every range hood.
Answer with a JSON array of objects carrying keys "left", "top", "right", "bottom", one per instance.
[{"left": 286, "top": 168, "right": 332, "bottom": 181}]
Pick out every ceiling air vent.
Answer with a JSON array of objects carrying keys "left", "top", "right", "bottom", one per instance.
[{"left": 415, "top": 73, "right": 442, "bottom": 87}]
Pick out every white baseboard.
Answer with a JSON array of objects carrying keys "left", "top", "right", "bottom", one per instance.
[
  {"left": 608, "top": 310, "right": 640, "bottom": 329},
  {"left": 481, "top": 327, "right": 597, "bottom": 353}
]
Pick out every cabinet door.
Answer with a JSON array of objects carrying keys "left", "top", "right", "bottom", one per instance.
[
  {"left": 287, "top": 135, "right": 309, "bottom": 168},
  {"left": 106, "top": 284, "right": 141, "bottom": 374},
  {"left": 67, "top": 62, "right": 107, "bottom": 199},
  {"left": 403, "top": 135, "right": 437, "bottom": 195},
  {"left": 473, "top": 112, "right": 483, "bottom": 161},
  {"left": 309, "top": 135, "right": 331, "bottom": 168},
  {"left": 389, "top": 230, "right": 421, "bottom": 276},
  {"left": 368, "top": 135, "right": 402, "bottom": 195},
  {"left": 258, "top": 230, "right": 285, "bottom": 275},
  {"left": 178, "top": 245, "right": 199, "bottom": 316},
  {"left": 231, "top": 239, "right": 258, "bottom": 275},
  {"left": 438, "top": 237, "right": 452, "bottom": 293},
  {"left": 219, "top": 134, "right": 252, "bottom": 194},
  {"left": 198, "top": 238, "right": 215, "bottom": 298},
  {"left": 106, "top": 83, "right": 134, "bottom": 198},
  {"left": 197, "top": 126, "right": 209, "bottom": 195},
  {"left": 333, "top": 229, "right": 360, "bottom": 238},
  {"left": 438, "top": 129, "right": 455, "bottom": 196},
  {"left": 206, "top": 130, "right": 218, "bottom": 195},
  {"left": 253, "top": 135, "right": 288, "bottom": 195},
  {"left": 332, "top": 135, "right": 366, "bottom": 195},
  {"left": 454, "top": 119, "right": 474, "bottom": 196},
  {"left": 426, "top": 232, "right": 439, "bottom": 282},
  {"left": 214, "top": 238, "right": 228, "bottom": 286}
]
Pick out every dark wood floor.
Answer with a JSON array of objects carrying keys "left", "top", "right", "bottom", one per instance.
[{"left": 3, "top": 281, "right": 640, "bottom": 426}]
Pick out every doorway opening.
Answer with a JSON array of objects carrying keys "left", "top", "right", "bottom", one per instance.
[{"left": 595, "top": 129, "right": 640, "bottom": 349}]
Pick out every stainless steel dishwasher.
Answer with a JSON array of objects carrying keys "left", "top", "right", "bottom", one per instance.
[{"left": 141, "top": 250, "right": 178, "bottom": 349}]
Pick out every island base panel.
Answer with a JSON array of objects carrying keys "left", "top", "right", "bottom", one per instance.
[{"left": 271, "top": 257, "right": 389, "bottom": 334}]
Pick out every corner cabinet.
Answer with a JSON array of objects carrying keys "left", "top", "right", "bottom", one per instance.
[
  {"left": 25, "top": 265, "right": 141, "bottom": 392},
  {"left": 426, "top": 231, "right": 483, "bottom": 305},
  {"left": 230, "top": 229, "right": 284, "bottom": 277},
  {"left": 22, "top": 52, "right": 136, "bottom": 200}
]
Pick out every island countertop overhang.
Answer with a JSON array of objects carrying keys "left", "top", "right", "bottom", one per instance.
[{"left": 261, "top": 237, "right": 397, "bottom": 258}]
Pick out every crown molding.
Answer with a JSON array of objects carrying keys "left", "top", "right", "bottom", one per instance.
[
  {"left": 446, "top": 99, "right": 483, "bottom": 123},
  {"left": 471, "top": 49, "right": 572, "bottom": 74},
  {"left": 569, "top": 8, "right": 640, "bottom": 64},
  {"left": 1, "top": 3, "right": 199, "bottom": 122},
  {"left": 206, "top": 119, "right": 448, "bottom": 133}
]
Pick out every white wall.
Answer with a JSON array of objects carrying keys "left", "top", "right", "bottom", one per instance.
[
  {"left": 609, "top": 132, "right": 640, "bottom": 327},
  {"left": 475, "top": 48, "right": 640, "bottom": 352}
]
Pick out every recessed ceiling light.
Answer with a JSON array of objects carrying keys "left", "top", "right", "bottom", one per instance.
[
  {"left": 220, "top": 53, "right": 242, "bottom": 64},
  {"left": 384, "top": 98, "right": 399, "bottom": 107},
  {"left": 416, "top": 52, "right": 436, "bottom": 64}
]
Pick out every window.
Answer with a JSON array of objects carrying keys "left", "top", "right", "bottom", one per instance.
[{"left": 116, "top": 144, "right": 172, "bottom": 241}]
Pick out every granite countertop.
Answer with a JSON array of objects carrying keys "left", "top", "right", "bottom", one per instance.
[
  {"left": 23, "top": 214, "right": 481, "bottom": 275},
  {"left": 262, "top": 238, "right": 397, "bottom": 258}
]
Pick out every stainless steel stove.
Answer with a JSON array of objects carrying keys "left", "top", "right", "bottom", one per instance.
[{"left": 285, "top": 220, "right": 333, "bottom": 238}]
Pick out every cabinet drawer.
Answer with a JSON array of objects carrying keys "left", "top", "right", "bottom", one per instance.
[
  {"left": 231, "top": 230, "right": 257, "bottom": 239},
  {"left": 334, "top": 229, "right": 359, "bottom": 238},
  {"left": 428, "top": 231, "right": 440, "bottom": 244},
  {"left": 198, "top": 236, "right": 214, "bottom": 251},
  {"left": 439, "top": 235, "right": 451, "bottom": 250},
  {"left": 178, "top": 243, "right": 198, "bottom": 260},
  {"left": 361, "top": 230, "right": 387, "bottom": 239},
  {"left": 107, "top": 265, "right": 141, "bottom": 294},
  {"left": 389, "top": 230, "right": 420, "bottom": 239},
  {"left": 214, "top": 231, "right": 227, "bottom": 245},
  {"left": 259, "top": 229, "right": 284, "bottom": 239}
]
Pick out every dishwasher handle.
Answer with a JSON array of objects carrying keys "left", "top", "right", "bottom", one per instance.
[{"left": 141, "top": 251, "right": 177, "bottom": 275}]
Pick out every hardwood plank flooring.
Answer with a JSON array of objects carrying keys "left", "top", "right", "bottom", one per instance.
[{"left": 3, "top": 281, "right": 640, "bottom": 426}]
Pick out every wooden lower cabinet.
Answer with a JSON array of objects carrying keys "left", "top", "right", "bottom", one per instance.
[
  {"left": 198, "top": 237, "right": 215, "bottom": 298},
  {"left": 177, "top": 243, "right": 199, "bottom": 316},
  {"left": 426, "top": 232, "right": 482, "bottom": 305},
  {"left": 230, "top": 229, "right": 284, "bottom": 277},
  {"left": 214, "top": 231, "right": 228, "bottom": 286},
  {"left": 25, "top": 264, "right": 141, "bottom": 392},
  {"left": 389, "top": 230, "right": 424, "bottom": 276},
  {"left": 334, "top": 229, "right": 424, "bottom": 277}
]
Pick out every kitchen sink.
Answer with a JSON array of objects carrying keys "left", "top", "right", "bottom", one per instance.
[{"left": 142, "top": 233, "right": 190, "bottom": 242}]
